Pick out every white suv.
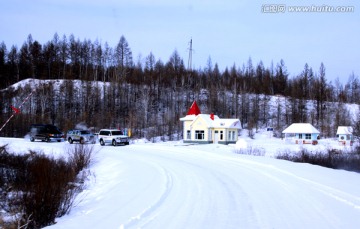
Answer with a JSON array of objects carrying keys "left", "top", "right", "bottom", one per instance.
[{"left": 98, "top": 129, "right": 129, "bottom": 146}]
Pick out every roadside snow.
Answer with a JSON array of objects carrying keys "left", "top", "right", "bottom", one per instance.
[{"left": 1, "top": 135, "right": 360, "bottom": 229}]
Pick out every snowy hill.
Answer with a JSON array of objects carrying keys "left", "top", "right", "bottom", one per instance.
[
  {"left": 1, "top": 78, "right": 359, "bottom": 145},
  {"left": 1, "top": 134, "right": 360, "bottom": 229}
]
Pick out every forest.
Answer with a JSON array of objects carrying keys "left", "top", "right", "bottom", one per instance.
[{"left": 0, "top": 33, "right": 359, "bottom": 140}]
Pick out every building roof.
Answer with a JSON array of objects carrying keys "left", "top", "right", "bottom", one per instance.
[
  {"left": 179, "top": 114, "right": 197, "bottom": 121},
  {"left": 179, "top": 101, "right": 241, "bottom": 129},
  {"left": 190, "top": 114, "right": 220, "bottom": 127},
  {"left": 212, "top": 119, "right": 241, "bottom": 129},
  {"left": 336, "top": 126, "right": 353, "bottom": 135},
  {"left": 184, "top": 114, "right": 241, "bottom": 129},
  {"left": 187, "top": 101, "right": 201, "bottom": 116},
  {"left": 282, "top": 123, "right": 320, "bottom": 134}
]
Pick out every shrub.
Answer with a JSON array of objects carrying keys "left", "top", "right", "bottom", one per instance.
[
  {"left": 234, "top": 145, "right": 265, "bottom": 156},
  {"left": 276, "top": 147, "right": 360, "bottom": 173},
  {"left": 67, "top": 144, "right": 94, "bottom": 174},
  {"left": 0, "top": 144, "right": 94, "bottom": 228}
]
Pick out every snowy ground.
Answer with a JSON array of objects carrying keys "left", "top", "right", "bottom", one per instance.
[{"left": 1, "top": 131, "right": 360, "bottom": 229}]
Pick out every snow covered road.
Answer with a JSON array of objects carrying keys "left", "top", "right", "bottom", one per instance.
[
  {"left": 54, "top": 143, "right": 360, "bottom": 229},
  {"left": 1, "top": 138, "right": 360, "bottom": 228}
]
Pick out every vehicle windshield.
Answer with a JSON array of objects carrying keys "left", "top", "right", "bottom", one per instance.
[
  {"left": 112, "top": 131, "right": 123, "bottom": 135},
  {"left": 45, "top": 125, "right": 61, "bottom": 133}
]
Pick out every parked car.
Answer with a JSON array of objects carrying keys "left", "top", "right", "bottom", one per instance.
[
  {"left": 98, "top": 129, "right": 129, "bottom": 146},
  {"left": 29, "top": 124, "right": 64, "bottom": 142},
  {"left": 67, "top": 129, "right": 96, "bottom": 144}
]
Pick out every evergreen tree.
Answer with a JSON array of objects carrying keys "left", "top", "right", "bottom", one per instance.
[{"left": 115, "top": 36, "right": 133, "bottom": 80}]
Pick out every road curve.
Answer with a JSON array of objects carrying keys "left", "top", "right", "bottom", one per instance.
[{"left": 45, "top": 143, "right": 360, "bottom": 229}]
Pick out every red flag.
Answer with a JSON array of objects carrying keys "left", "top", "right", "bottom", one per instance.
[
  {"left": 10, "top": 105, "right": 20, "bottom": 114},
  {"left": 210, "top": 113, "right": 214, "bottom": 120}
]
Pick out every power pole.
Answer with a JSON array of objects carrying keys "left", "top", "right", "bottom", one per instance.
[
  {"left": 187, "top": 38, "right": 193, "bottom": 71},
  {"left": 186, "top": 38, "right": 194, "bottom": 105}
]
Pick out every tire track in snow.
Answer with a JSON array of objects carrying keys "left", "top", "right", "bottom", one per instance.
[
  {"left": 120, "top": 162, "right": 174, "bottom": 229},
  {"left": 121, "top": 145, "right": 261, "bottom": 228},
  {"left": 117, "top": 144, "right": 360, "bottom": 228},
  {"left": 156, "top": 145, "right": 360, "bottom": 227},
  {"left": 223, "top": 156, "right": 360, "bottom": 211},
  {"left": 192, "top": 151, "right": 360, "bottom": 228}
]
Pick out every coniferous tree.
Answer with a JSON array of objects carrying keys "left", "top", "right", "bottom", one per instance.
[
  {"left": 115, "top": 36, "right": 133, "bottom": 80},
  {"left": 0, "top": 34, "right": 359, "bottom": 139},
  {"left": 273, "top": 59, "right": 288, "bottom": 95},
  {"left": 312, "top": 63, "right": 329, "bottom": 135},
  {"left": 0, "top": 42, "right": 7, "bottom": 86},
  {"left": 19, "top": 36, "right": 33, "bottom": 80}
]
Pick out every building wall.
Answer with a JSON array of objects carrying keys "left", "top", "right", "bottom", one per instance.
[
  {"left": 284, "top": 133, "right": 319, "bottom": 144},
  {"left": 187, "top": 117, "right": 211, "bottom": 142},
  {"left": 293, "top": 133, "right": 319, "bottom": 141},
  {"left": 182, "top": 121, "right": 192, "bottom": 140},
  {"left": 183, "top": 140, "right": 213, "bottom": 144},
  {"left": 212, "top": 128, "right": 238, "bottom": 143},
  {"left": 181, "top": 116, "right": 240, "bottom": 145},
  {"left": 183, "top": 126, "right": 239, "bottom": 145},
  {"left": 337, "top": 134, "right": 353, "bottom": 141}
]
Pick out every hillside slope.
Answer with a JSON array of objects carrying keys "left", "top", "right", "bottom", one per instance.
[{"left": 2, "top": 78, "right": 359, "bottom": 140}]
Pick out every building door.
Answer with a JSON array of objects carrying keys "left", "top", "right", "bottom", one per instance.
[{"left": 214, "top": 130, "right": 219, "bottom": 144}]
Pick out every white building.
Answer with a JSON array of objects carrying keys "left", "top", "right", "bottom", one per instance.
[
  {"left": 282, "top": 123, "right": 320, "bottom": 145},
  {"left": 336, "top": 126, "right": 353, "bottom": 146},
  {"left": 179, "top": 101, "right": 241, "bottom": 144}
]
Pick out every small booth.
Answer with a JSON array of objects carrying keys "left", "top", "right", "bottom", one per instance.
[{"left": 336, "top": 126, "right": 353, "bottom": 146}]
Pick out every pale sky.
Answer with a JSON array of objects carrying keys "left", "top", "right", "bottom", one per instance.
[{"left": 1, "top": 0, "right": 359, "bottom": 83}]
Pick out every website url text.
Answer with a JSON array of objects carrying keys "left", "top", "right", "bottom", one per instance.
[{"left": 262, "top": 4, "right": 355, "bottom": 13}]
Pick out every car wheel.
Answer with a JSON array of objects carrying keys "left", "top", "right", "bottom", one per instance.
[
  {"left": 80, "top": 138, "right": 85, "bottom": 144},
  {"left": 112, "top": 140, "right": 117, "bottom": 146},
  {"left": 100, "top": 139, "right": 105, "bottom": 146},
  {"left": 30, "top": 137, "right": 35, "bottom": 142},
  {"left": 68, "top": 138, "right": 73, "bottom": 144}
]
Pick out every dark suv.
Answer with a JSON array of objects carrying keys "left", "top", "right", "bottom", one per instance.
[{"left": 29, "top": 124, "right": 64, "bottom": 142}]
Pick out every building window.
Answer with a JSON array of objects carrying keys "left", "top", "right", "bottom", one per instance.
[
  {"left": 299, "top": 134, "right": 303, "bottom": 139},
  {"left": 195, "top": 130, "right": 205, "bottom": 140},
  {"left": 305, "top": 134, "right": 311, "bottom": 139},
  {"left": 227, "top": 131, "right": 235, "bottom": 141},
  {"left": 220, "top": 131, "right": 223, "bottom": 140},
  {"left": 186, "top": 130, "right": 191, "bottom": 139}
]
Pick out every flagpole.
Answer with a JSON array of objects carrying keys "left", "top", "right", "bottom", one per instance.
[
  {"left": 0, "top": 114, "right": 16, "bottom": 132},
  {"left": 0, "top": 88, "right": 36, "bottom": 133}
]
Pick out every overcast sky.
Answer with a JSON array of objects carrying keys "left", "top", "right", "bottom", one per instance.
[{"left": 1, "top": 0, "right": 359, "bottom": 83}]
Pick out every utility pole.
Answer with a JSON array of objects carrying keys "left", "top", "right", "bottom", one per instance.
[
  {"left": 187, "top": 38, "right": 193, "bottom": 71},
  {"left": 186, "top": 38, "right": 194, "bottom": 105}
]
